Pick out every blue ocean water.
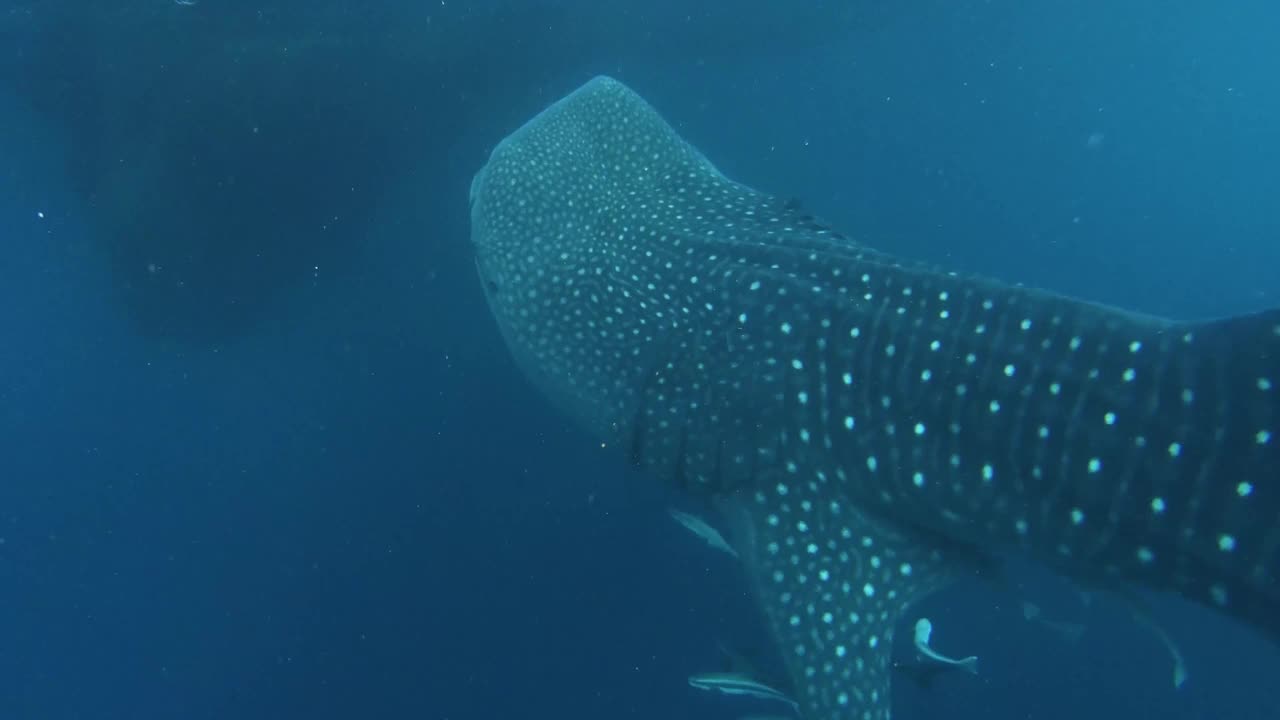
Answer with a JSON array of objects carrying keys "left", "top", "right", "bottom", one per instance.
[{"left": 1, "top": 2, "right": 1277, "bottom": 719}]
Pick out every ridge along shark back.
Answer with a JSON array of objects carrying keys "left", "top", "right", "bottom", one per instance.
[{"left": 467, "top": 76, "right": 1278, "bottom": 719}]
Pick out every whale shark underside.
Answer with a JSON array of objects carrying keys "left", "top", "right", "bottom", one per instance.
[{"left": 467, "top": 76, "right": 1279, "bottom": 718}]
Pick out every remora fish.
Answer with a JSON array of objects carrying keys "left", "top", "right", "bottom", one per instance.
[
  {"left": 688, "top": 672, "right": 800, "bottom": 711},
  {"left": 911, "top": 618, "right": 978, "bottom": 674},
  {"left": 468, "top": 76, "right": 1278, "bottom": 718},
  {"left": 670, "top": 508, "right": 741, "bottom": 557}
]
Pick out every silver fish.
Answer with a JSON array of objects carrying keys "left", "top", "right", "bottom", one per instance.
[
  {"left": 688, "top": 672, "right": 800, "bottom": 710},
  {"left": 469, "top": 76, "right": 1278, "bottom": 719},
  {"left": 911, "top": 618, "right": 978, "bottom": 674},
  {"left": 669, "top": 508, "right": 740, "bottom": 558}
]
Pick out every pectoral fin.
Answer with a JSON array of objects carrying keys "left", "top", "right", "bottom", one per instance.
[{"left": 719, "top": 487, "right": 958, "bottom": 719}]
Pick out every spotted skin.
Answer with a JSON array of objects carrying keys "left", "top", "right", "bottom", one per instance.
[{"left": 468, "top": 76, "right": 1279, "bottom": 718}]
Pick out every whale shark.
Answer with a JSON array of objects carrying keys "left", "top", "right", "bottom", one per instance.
[{"left": 468, "top": 76, "right": 1278, "bottom": 718}]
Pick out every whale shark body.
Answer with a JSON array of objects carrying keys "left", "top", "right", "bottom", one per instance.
[{"left": 468, "top": 76, "right": 1279, "bottom": 718}]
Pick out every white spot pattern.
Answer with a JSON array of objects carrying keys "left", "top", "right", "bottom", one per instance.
[{"left": 470, "top": 76, "right": 1280, "bottom": 720}]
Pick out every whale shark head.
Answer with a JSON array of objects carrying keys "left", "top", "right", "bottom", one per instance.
[
  {"left": 469, "top": 76, "right": 1279, "bottom": 719},
  {"left": 468, "top": 76, "right": 742, "bottom": 435}
]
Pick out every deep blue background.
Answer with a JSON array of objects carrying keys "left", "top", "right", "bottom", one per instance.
[{"left": 2, "top": 1, "right": 1278, "bottom": 719}]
